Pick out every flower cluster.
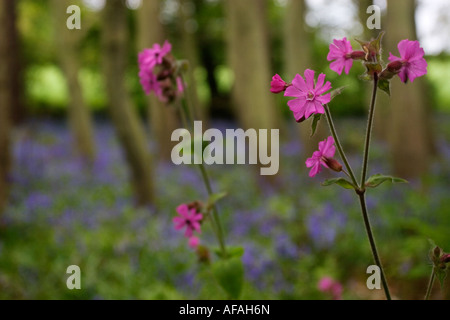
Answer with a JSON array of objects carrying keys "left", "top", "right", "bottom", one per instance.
[
  {"left": 270, "top": 33, "right": 427, "bottom": 178},
  {"left": 306, "top": 136, "right": 342, "bottom": 178},
  {"left": 138, "top": 40, "right": 184, "bottom": 103},
  {"left": 173, "top": 202, "right": 204, "bottom": 249}
]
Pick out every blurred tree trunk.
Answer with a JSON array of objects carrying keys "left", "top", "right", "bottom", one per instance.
[
  {"left": 102, "top": 0, "right": 154, "bottom": 206},
  {"left": 284, "top": 0, "right": 327, "bottom": 156},
  {"left": 225, "top": 0, "right": 280, "bottom": 131},
  {"left": 4, "top": 0, "right": 24, "bottom": 125},
  {"left": 178, "top": 0, "right": 207, "bottom": 124},
  {"left": 0, "top": 0, "right": 13, "bottom": 213},
  {"left": 51, "top": 0, "right": 96, "bottom": 163},
  {"left": 386, "top": 0, "right": 434, "bottom": 178},
  {"left": 137, "top": 0, "right": 179, "bottom": 160}
]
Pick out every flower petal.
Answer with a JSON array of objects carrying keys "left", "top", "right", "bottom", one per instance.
[
  {"left": 304, "top": 69, "right": 315, "bottom": 90},
  {"left": 291, "top": 74, "right": 308, "bottom": 92},
  {"left": 309, "top": 162, "right": 322, "bottom": 177},
  {"left": 287, "top": 97, "right": 307, "bottom": 113}
]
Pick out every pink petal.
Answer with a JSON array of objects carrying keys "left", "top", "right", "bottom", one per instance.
[
  {"left": 329, "top": 59, "right": 345, "bottom": 75},
  {"left": 315, "top": 81, "right": 332, "bottom": 96},
  {"left": 287, "top": 97, "right": 307, "bottom": 113},
  {"left": 397, "top": 39, "right": 423, "bottom": 61},
  {"left": 304, "top": 69, "right": 315, "bottom": 90},
  {"left": 309, "top": 163, "right": 321, "bottom": 177},
  {"left": 162, "top": 40, "right": 172, "bottom": 55},
  {"left": 388, "top": 52, "right": 401, "bottom": 63},
  {"left": 398, "top": 68, "right": 408, "bottom": 83},
  {"left": 192, "top": 222, "right": 202, "bottom": 233},
  {"left": 284, "top": 85, "right": 303, "bottom": 98},
  {"left": 344, "top": 59, "right": 353, "bottom": 74},
  {"left": 184, "top": 228, "right": 193, "bottom": 238},
  {"left": 320, "top": 136, "right": 336, "bottom": 157},
  {"left": 304, "top": 101, "right": 318, "bottom": 119},
  {"left": 188, "top": 236, "right": 199, "bottom": 249},
  {"left": 176, "top": 204, "right": 189, "bottom": 217},
  {"left": 316, "top": 93, "right": 331, "bottom": 105},
  {"left": 407, "top": 59, "right": 428, "bottom": 82},
  {"left": 291, "top": 74, "right": 308, "bottom": 92},
  {"left": 306, "top": 154, "right": 320, "bottom": 168},
  {"left": 315, "top": 73, "right": 326, "bottom": 91}
]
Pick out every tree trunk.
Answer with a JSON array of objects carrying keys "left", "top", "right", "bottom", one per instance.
[
  {"left": 178, "top": 0, "right": 207, "bottom": 124},
  {"left": 137, "top": 0, "right": 179, "bottom": 160},
  {"left": 51, "top": 0, "right": 96, "bottom": 163},
  {"left": 0, "top": 0, "right": 13, "bottom": 213},
  {"left": 386, "top": 0, "right": 433, "bottom": 179},
  {"left": 102, "top": 0, "right": 154, "bottom": 206},
  {"left": 284, "top": 0, "right": 327, "bottom": 156},
  {"left": 225, "top": 0, "right": 280, "bottom": 131}
]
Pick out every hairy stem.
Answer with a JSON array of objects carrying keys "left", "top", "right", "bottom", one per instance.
[
  {"left": 361, "top": 74, "right": 379, "bottom": 187},
  {"left": 424, "top": 267, "right": 436, "bottom": 300},
  {"left": 358, "top": 192, "right": 392, "bottom": 300},
  {"left": 179, "top": 77, "right": 227, "bottom": 256},
  {"left": 324, "top": 105, "right": 359, "bottom": 187}
]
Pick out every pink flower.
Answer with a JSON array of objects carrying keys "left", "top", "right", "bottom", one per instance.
[
  {"left": 173, "top": 204, "right": 203, "bottom": 238},
  {"left": 318, "top": 277, "right": 343, "bottom": 300},
  {"left": 270, "top": 74, "right": 290, "bottom": 94},
  {"left": 138, "top": 40, "right": 172, "bottom": 70},
  {"left": 138, "top": 69, "right": 162, "bottom": 96},
  {"left": 327, "top": 37, "right": 354, "bottom": 75},
  {"left": 305, "top": 136, "right": 336, "bottom": 177},
  {"left": 388, "top": 39, "right": 427, "bottom": 83},
  {"left": 188, "top": 236, "right": 200, "bottom": 249},
  {"left": 284, "top": 69, "right": 331, "bottom": 122}
]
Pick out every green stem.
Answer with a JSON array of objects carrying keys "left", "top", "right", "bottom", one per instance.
[
  {"left": 324, "top": 105, "right": 359, "bottom": 187},
  {"left": 424, "top": 267, "right": 436, "bottom": 300},
  {"left": 198, "top": 164, "right": 227, "bottom": 256},
  {"left": 179, "top": 78, "right": 227, "bottom": 256},
  {"left": 358, "top": 192, "right": 392, "bottom": 300},
  {"left": 361, "top": 74, "right": 379, "bottom": 187}
]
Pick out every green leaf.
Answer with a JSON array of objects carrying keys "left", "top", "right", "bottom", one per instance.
[
  {"left": 214, "top": 246, "right": 245, "bottom": 259},
  {"left": 359, "top": 73, "right": 372, "bottom": 82},
  {"left": 322, "top": 178, "right": 355, "bottom": 190},
  {"left": 365, "top": 174, "right": 408, "bottom": 188},
  {"left": 378, "top": 78, "right": 391, "bottom": 96},
  {"left": 212, "top": 256, "right": 244, "bottom": 299},
  {"left": 436, "top": 268, "right": 447, "bottom": 288},
  {"left": 330, "top": 86, "right": 347, "bottom": 101},
  {"left": 206, "top": 191, "right": 227, "bottom": 210},
  {"left": 310, "top": 114, "right": 322, "bottom": 138}
]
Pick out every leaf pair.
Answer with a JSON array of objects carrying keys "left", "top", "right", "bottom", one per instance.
[{"left": 322, "top": 174, "right": 408, "bottom": 190}]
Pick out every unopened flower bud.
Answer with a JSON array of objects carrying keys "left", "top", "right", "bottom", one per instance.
[
  {"left": 350, "top": 51, "right": 366, "bottom": 60},
  {"left": 270, "top": 74, "right": 290, "bottom": 94},
  {"left": 323, "top": 157, "right": 343, "bottom": 172},
  {"left": 387, "top": 60, "right": 404, "bottom": 73},
  {"left": 441, "top": 253, "right": 450, "bottom": 264},
  {"left": 187, "top": 201, "right": 203, "bottom": 214},
  {"left": 196, "top": 245, "right": 210, "bottom": 264},
  {"left": 380, "top": 60, "right": 404, "bottom": 81},
  {"left": 433, "top": 246, "right": 442, "bottom": 258}
]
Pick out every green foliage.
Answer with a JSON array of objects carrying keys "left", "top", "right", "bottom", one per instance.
[
  {"left": 212, "top": 256, "right": 244, "bottom": 299},
  {"left": 322, "top": 178, "right": 355, "bottom": 190},
  {"left": 365, "top": 174, "right": 408, "bottom": 188}
]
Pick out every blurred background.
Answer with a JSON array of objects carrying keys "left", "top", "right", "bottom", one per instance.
[{"left": 0, "top": 0, "right": 449, "bottom": 299}]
